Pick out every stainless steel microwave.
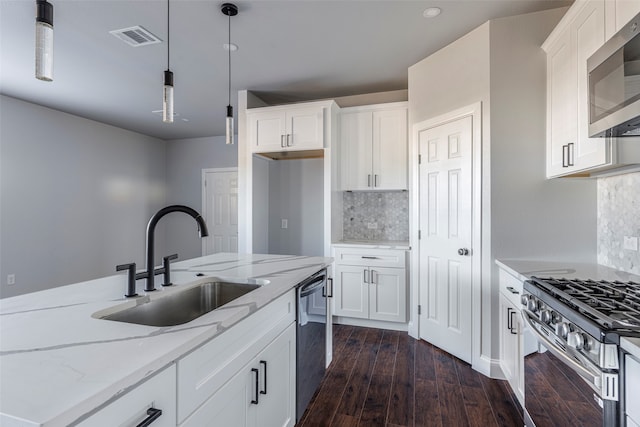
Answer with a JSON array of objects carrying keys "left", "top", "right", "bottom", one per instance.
[{"left": 588, "top": 11, "right": 640, "bottom": 138}]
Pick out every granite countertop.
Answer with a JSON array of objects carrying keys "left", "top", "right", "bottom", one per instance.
[
  {"left": 333, "top": 240, "right": 410, "bottom": 250},
  {"left": 0, "top": 253, "right": 332, "bottom": 427},
  {"left": 496, "top": 259, "right": 640, "bottom": 357}
]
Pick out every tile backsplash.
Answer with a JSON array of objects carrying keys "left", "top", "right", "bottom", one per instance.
[
  {"left": 343, "top": 191, "right": 409, "bottom": 241},
  {"left": 597, "top": 172, "right": 640, "bottom": 275}
]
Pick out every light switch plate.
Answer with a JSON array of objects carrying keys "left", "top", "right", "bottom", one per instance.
[
  {"left": 281, "top": 219, "right": 288, "bottom": 229},
  {"left": 623, "top": 236, "right": 639, "bottom": 251},
  {"left": 367, "top": 222, "right": 378, "bottom": 230}
]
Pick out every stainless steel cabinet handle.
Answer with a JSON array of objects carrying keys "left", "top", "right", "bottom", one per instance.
[
  {"left": 562, "top": 144, "right": 569, "bottom": 168},
  {"left": 367, "top": 174, "right": 372, "bottom": 187},
  {"left": 361, "top": 256, "right": 379, "bottom": 260},
  {"left": 374, "top": 174, "right": 379, "bottom": 187},
  {"left": 260, "top": 360, "right": 267, "bottom": 395},
  {"left": 364, "top": 269, "right": 369, "bottom": 284},
  {"left": 506, "top": 286, "right": 519, "bottom": 295},
  {"left": 287, "top": 134, "right": 292, "bottom": 147},
  {"left": 568, "top": 142, "right": 574, "bottom": 166},
  {"left": 251, "top": 368, "right": 259, "bottom": 404},
  {"left": 507, "top": 307, "right": 513, "bottom": 331},
  {"left": 136, "top": 408, "right": 163, "bottom": 427},
  {"left": 371, "top": 270, "right": 378, "bottom": 284},
  {"left": 281, "top": 135, "right": 286, "bottom": 148},
  {"left": 328, "top": 277, "right": 333, "bottom": 297}
]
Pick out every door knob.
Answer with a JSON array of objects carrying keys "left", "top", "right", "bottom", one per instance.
[{"left": 458, "top": 248, "right": 469, "bottom": 256}]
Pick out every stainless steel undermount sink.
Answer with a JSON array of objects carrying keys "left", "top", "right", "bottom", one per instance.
[{"left": 95, "top": 280, "right": 264, "bottom": 327}]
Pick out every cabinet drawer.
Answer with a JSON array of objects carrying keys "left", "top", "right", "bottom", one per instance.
[
  {"left": 498, "top": 269, "right": 524, "bottom": 308},
  {"left": 76, "top": 365, "right": 176, "bottom": 427},
  {"left": 177, "top": 290, "right": 295, "bottom": 423},
  {"left": 333, "top": 247, "right": 406, "bottom": 268}
]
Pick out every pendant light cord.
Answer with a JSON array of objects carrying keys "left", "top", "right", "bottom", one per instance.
[
  {"left": 167, "top": 0, "right": 170, "bottom": 69},
  {"left": 228, "top": 12, "right": 231, "bottom": 106}
]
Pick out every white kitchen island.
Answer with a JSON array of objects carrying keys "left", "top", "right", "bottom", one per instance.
[{"left": 0, "top": 253, "right": 332, "bottom": 427}]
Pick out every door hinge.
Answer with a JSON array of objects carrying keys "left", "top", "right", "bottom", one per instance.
[
  {"left": 418, "top": 154, "right": 422, "bottom": 164},
  {"left": 418, "top": 305, "right": 422, "bottom": 315}
]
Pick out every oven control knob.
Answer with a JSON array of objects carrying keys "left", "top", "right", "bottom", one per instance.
[
  {"left": 527, "top": 297, "right": 541, "bottom": 313},
  {"left": 549, "top": 311, "right": 560, "bottom": 325},
  {"left": 521, "top": 295, "right": 529, "bottom": 306},
  {"left": 557, "top": 322, "right": 571, "bottom": 339},
  {"left": 567, "top": 331, "right": 585, "bottom": 350},
  {"left": 540, "top": 310, "right": 552, "bottom": 324}
]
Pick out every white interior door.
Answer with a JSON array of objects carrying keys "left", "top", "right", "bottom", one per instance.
[
  {"left": 418, "top": 115, "right": 473, "bottom": 363},
  {"left": 202, "top": 169, "right": 238, "bottom": 255}
]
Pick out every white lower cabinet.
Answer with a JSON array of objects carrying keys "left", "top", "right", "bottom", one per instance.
[
  {"left": 76, "top": 364, "right": 176, "bottom": 427},
  {"left": 333, "top": 247, "right": 407, "bottom": 323},
  {"left": 180, "top": 323, "right": 296, "bottom": 427},
  {"left": 497, "top": 268, "right": 525, "bottom": 407},
  {"left": 177, "top": 290, "right": 296, "bottom": 427}
]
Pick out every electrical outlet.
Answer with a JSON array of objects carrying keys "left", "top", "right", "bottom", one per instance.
[
  {"left": 367, "top": 222, "right": 378, "bottom": 230},
  {"left": 281, "top": 219, "right": 288, "bottom": 229},
  {"left": 7, "top": 274, "right": 15, "bottom": 286},
  {"left": 623, "top": 236, "right": 639, "bottom": 251}
]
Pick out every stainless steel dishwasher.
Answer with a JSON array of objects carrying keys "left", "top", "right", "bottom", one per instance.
[{"left": 296, "top": 268, "right": 328, "bottom": 422}]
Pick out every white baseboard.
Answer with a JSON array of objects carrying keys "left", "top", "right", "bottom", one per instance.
[
  {"left": 332, "top": 316, "right": 408, "bottom": 332},
  {"left": 473, "top": 354, "right": 505, "bottom": 380}
]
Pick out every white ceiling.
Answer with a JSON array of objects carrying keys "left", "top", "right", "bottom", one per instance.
[{"left": 0, "top": 0, "right": 571, "bottom": 140}]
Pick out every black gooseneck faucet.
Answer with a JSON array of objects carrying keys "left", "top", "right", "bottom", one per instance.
[{"left": 138, "top": 205, "right": 209, "bottom": 292}]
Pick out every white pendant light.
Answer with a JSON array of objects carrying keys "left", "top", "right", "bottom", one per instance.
[
  {"left": 163, "top": 0, "right": 174, "bottom": 124},
  {"left": 35, "top": 0, "right": 53, "bottom": 81},
  {"left": 222, "top": 3, "right": 238, "bottom": 145}
]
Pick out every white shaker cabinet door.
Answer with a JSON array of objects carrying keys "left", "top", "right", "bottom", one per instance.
[
  {"left": 372, "top": 108, "right": 408, "bottom": 190},
  {"left": 249, "top": 110, "right": 287, "bottom": 152},
  {"left": 368, "top": 266, "right": 406, "bottom": 322},
  {"left": 340, "top": 110, "right": 373, "bottom": 190},
  {"left": 286, "top": 106, "right": 324, "bottom": 151},
  {"left": 333, "top": 264, "right": 369, "bottom": 319}
]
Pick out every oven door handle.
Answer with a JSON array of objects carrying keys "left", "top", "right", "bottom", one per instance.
[{"left": 521, "top": 309, "right": 604, "bottom": 396}]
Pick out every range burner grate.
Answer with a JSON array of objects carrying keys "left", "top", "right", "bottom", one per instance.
[{"left": 530, "top": 277, "right": 640, "bottom": 330}]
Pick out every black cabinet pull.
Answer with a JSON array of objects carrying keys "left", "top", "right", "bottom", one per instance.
[
  {"left": 509, "top": 309, "right": 517, "bottom": 335},
  {"left": 260, "top": 360, "right": 267, "bottom": 395},
  {"left": 568, "top": 142, "right": 574, "bottom": 166},
  {"left": 136, "top": 407, "right": 162, "bottom": 427},
  {"left": 507, "top": 307, "right": 513, "bottom": 331},
  {"left": 506, "top": 286, "right": 519, "bottom": 295},
  {"left": 251, "top": 368, "right": 259, "bottom": 404},
  {"left": 562, "top": 144, "right": 569, "bottom": 168}
]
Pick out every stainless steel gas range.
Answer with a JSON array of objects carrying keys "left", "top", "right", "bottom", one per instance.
[{"left": 521, "top": 277, "right": 640, "bottom": 427}]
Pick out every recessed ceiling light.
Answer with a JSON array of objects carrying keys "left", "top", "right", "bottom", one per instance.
[
  {"left": 423, "top": 7, "right": 442, "bottom": 18},
  {"left": 223, "top": 43, "right": 238, "bottom": 51}
]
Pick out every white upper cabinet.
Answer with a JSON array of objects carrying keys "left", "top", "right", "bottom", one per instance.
[
  {"left": 339, "top": 102, "right": 408, "bottom": 190},
  {"left": 543, "top": 0, "right": 640, "bottom": 178},
  {"left": 544, "top": 0, "right": 609, "bottom": 178},
  {"left": 247, "top": 101, "right": 335, "bottom": 153}
]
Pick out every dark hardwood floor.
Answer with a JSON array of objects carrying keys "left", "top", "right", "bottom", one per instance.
[{"left": 297, "top": 324, "right": 524, "bottom": 427}]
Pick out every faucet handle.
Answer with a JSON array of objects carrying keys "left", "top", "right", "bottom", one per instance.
[
  {"left": 116, "top": 263, "right": 138, "bottom": 298},
  {"left": 161, "top": 254, "right": 179, "bottom": 287}
]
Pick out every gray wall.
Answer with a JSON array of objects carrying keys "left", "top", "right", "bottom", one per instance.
[
  {"left": 164, "top": 135, "right": 237, "bottom": 260},
  {"left": 0, "top": 95, "right": 167, "bottom": 298},
  {"left": 252, "top": 156, "right": 270, "bottom": 254},
  {"left": 267, "top": 158, "right": 324, "bottom": 256},
  {"left": 408, "top": 8, "right": 597, "bottom": 364}
]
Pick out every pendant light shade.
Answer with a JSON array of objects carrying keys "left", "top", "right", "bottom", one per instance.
[
  {"left": 222, "top": 3, "right": 238, "bottom": 145},
  {"left": 163, "top": 70, "right": 174, "bottom": 123},
  {"left": 35, "top": 0, "right": 53, "bottom": 81},
  {"left": 163, "top": 0, "right": 174, "bottom": 123}
]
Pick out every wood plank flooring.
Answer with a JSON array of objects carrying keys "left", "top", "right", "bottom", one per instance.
[{"left": 297, "top": 324, "right": 524, "bottom": 427}]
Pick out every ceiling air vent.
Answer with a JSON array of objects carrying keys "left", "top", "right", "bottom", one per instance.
[{"left": 110, "top": 26, "right": 161, "bottom": 47}]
